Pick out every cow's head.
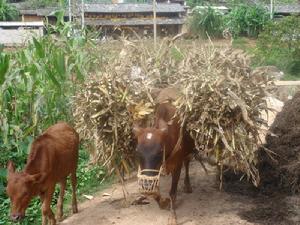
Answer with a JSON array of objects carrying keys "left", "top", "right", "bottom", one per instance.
[
  {"left": 6, "top": 161, "right": 45, "bottom": 222},
  {"left": 133, "top": 120, "right": 168, "bottom": 194}
]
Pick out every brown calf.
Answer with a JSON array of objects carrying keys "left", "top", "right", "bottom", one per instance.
[
  {"left": 6, "top": 122, "right": 79, "bottom": 225},
  {"left": 133, "top": 102, "right": 194, "bottom": 224}
]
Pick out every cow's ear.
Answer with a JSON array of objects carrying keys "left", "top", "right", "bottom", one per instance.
[
  {"left": 158, "top": 119, "right": 168, "bottom": 135},
  {"left": 26, "top": 173, "right": 47, "bottom": 184},
  {"left": 7, "top": 161, "right": 15, "bottom": 175},
  {"left": 133, "top": 123, "right": 143, "bottom": 138}
]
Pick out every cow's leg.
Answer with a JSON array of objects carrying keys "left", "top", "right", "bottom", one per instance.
[
  {"left": 71, "top": 172, "right": 78, "bottom": 213},
  {"left": 40, "top": 193, "right": 47, "bottom": 225},
  {"left": 168, "top": 166, "right": 182, "bottom": 225},
  {"left": 183, "top": 159, "right": 192, "bottom": 193},
  {"left": 42, "top": 185, "right": 56, "bottom": 225},
  {"left": 56, "top": 178, "right": 67, "bottom": 221},
  {"left": 170, "top": 165, "right": 181, "bottom": 203},
  {"left": 154, "top": 194, "right": 171, "bottom": 209}
]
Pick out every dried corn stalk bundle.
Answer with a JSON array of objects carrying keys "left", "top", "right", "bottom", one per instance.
[
  {"left": 72, "top": 40, "right": 179, "bottom": 174},
  {"left": 73, "top": 39, "right": 273, "bottom": 184},
  {"left": 174, "top": 47, "right": 274, "bottom": 186}
]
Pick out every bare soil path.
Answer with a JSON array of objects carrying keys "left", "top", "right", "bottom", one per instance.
[{"left": 61, "top": 161, "right": 300, "bottom": 225}]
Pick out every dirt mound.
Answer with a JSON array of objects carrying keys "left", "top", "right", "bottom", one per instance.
[{"left": 258, "top": 91, "right": 300, "bottom": 193}]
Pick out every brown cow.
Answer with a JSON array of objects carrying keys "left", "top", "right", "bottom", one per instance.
[
  {"left": 6, "top": 122, "right": 79, "bottom": 225},
  {"left": 133, "top": 102, "right": 195, "bottom": 224}
]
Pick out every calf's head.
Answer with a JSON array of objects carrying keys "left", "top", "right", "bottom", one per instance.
[{"left": 6, "top": 161, "right": 45, "bottom": 222}]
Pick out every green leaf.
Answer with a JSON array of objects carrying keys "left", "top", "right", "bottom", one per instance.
[
  {"left": 0, "top": 182, "right": 4, "bottom": 195},
  {"left": 54, "top": 51, "right": 66, "bottom": 78},
  {"left": 0, "top": 168, "right": 6, "bottom": 179},
  {"left": 0, "top": 53, "right": 9, "bottom": 86},
  {"left": 45, "top": 66, "right": 61, "bottom": 89},
  {"left": 32, "top": 37, "right": 45, "bottom": 58}
]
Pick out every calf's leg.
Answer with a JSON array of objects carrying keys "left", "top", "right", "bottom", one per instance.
[
  {"left": 183, "top": 159, "right": 192, "bottom": 193},
  {"left": 56, "top": 178, "right": 67, "bottom": 221},
  {"left": 42, "top": 185, "right": 56, "bottom": 225},
  {"left": 71, "top": 172, "right": 78, "bottom": 213}
]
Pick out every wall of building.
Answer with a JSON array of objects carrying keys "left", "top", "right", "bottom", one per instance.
[
  {"left": 0, "top": 28, "right": 43, "bottom": 46},
  {"left": 21, "top": 15, "right": 43, "bottom": 22}
]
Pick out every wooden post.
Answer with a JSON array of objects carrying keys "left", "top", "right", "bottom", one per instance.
[
  {"left": 270, "top": 0, "right": 274, "bottom": 19},
  {"left": 68, "top": 0, "right": 72, "bottom": 22},
  {"left": 81, "top": 0, "right": 85, "bottom": 30},
  {"left": 153, "top": 0, "right": 157, "bottom": 50}
]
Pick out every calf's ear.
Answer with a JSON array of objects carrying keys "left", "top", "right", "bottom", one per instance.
[
  {"left": 7, "top": 161, "right": 15, "bottom": 175},
  {"left": 26, "top": 173, "right": 47, "bottom": 184}
]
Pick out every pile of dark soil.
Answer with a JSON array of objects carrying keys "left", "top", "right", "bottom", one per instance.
[{"left": 258, "top": 92, "right": 300, "bottom": 193}]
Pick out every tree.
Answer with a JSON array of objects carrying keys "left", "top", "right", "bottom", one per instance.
[{"left": 0, "top": 0, "right": 19, "bottom": 21}]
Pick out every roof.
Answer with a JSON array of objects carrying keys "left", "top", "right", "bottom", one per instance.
[
  {"left": 85, "top": 17, "right": 184, "bottom": 26},
  {"left": 84, "top": 3, "right": 185, "bottom": 13},
  {"left": 19, "top": 8, "right": 60, "bottom": 16},
  {"left": 0, "top": 21, "right": 44, "bottom": 27},
  {"left": 15, "top": 3, "right": 185, "bottom": 16},
  {"left": 265, "top": 4, "right": 300, "bottom": 14}
]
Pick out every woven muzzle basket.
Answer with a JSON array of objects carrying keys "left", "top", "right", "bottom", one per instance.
[{"left": 137, "top": 166, "right": 164, "bottom": 195}]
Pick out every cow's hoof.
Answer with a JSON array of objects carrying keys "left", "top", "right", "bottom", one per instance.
[
  {"left": 167, "top": 215, "right": 177, "bottom": 225},
  {"left": 183, "top": 185, "right": 193, "bottom": 193},
  {"left": 55, "top": 214, "right": 63, "bottom": 222},
  {"left": 158, "top": 197, "right": 170, "bottom": 210},
  {"left": 72, "top": 205, "right": 78, "bottom": 214},
  {"left": 50, "top": 218, "right": 56, "bottom": 225}
]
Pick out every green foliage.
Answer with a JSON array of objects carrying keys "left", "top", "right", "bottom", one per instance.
[
  {"left": 225, "top": 4, "right": 270, "bottom": 38},
  {"left": 186, "top": 0, "right": 208, "bottom": 8},
  {"left": 255, "top": 16, "right": 300, "bottom": 77},
  {"left": 0, "top": 0, "right": 19, "bottom": 21},
  {"left": 0, "top": 23, "right": 96, "bottom": 166},
  {"left": 189, "top": 6, "right": 224, "bottom": 38},
  {"left": 0, "top": 17, "right": 103, "bottom": 224}
]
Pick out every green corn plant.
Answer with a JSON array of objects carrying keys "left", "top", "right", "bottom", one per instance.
[
  {"left": 189, "top": 6, "right": 224, "bottom": 38},
  {"left": 0, "top": 19, "right": 99, "bottom": 224},
  {"left": 225, "top": 4, "right": 269, "bottom": 38}
]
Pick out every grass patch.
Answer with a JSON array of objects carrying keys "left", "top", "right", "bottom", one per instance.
[
  {"left": 232, "top": 37, "right": 256, "bottom": 54},
  {"left": 232, "top": 37, "right": 300, "bottom": 81}
]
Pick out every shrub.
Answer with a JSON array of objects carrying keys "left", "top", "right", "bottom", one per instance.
[
  {"left": 255, "top": 16, "right": 300, "bottom": 77},
  {"left": 189, "top": 6, "right": 224, "bottom": 38},
  {"left": 225, "top": 4, "right": 269, "bottom": 38},
  {"left": 0, "top": 0, "right": 19, "bottom": 21}
]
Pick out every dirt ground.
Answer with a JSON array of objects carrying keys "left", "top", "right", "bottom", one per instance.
[{"left": 61, "top": 161, "right": 300, "bottom": 225}]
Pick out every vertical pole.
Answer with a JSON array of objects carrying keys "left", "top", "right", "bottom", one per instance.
[
  {"left": 68, "top": 0, "right": 72, "bottom": 22},
  {"left": 270, "top": 0, "right": 274, "bottom": 19},
  {"left": 153, "top": 0, "right": 157, "bottom": 50},
  {"left": 81, "top": 0, "right": 85, "bottom": 30}
]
